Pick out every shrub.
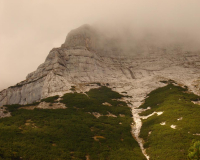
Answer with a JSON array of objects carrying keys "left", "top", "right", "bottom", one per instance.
[{"left": 41, "top": 95, "right": 59, "bottom": 103}]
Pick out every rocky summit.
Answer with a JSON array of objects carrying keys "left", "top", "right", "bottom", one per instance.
[{"left": 1, "top": 24, "right": 200, "bottom": 107}]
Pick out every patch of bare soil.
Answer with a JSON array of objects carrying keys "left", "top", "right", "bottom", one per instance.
[
  {"left": 91, "top": 112, "right": 117, "bottom": 118},
  {"left": 93, "top": 136, "right": 105, "bottom": 141},
  {"left": 0, "top": 106, "right": 11, "bottom": 118},
  {"left": 19, "top": 102, "right": 67, "bottom": 110},
  {"left": 102, "top": 102, "right": 112, "bottom": 106}
]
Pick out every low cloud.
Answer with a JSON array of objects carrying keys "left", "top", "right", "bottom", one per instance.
[{"left": 1, "top": 0, "right": 200, "bottom": 90}]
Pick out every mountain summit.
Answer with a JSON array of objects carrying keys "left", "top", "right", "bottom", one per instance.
[{"left": 61, "top": 24, "right": 99, "bottom": 50}]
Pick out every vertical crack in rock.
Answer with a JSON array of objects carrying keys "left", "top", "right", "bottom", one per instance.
[{"left": 128, "top": 68, "right": 135, "bottom": 79}]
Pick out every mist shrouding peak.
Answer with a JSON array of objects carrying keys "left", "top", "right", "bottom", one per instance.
[
  {"left": 61, "top": 24, "right": 98, "bottom": 49},
  {"left": 61, "top": 23, "right": 200, "bottom": 57},
  {"left": 2, "top": 0, "right": 200, "bottom": 93}
]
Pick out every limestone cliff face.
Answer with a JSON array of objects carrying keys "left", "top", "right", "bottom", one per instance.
[{"left": 1, "top": 24, "right": 200, "bottom": 106}]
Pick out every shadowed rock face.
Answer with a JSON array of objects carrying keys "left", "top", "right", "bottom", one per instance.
[{"left": 1, "top": 24, "right": 200, "bottom": 106}]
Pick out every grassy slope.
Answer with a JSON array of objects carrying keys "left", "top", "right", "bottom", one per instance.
[
  {"left": 139, "top": 83, "right": 200, "bottom": 160},
  {"left": 0, "top": 86, "right": 145, "bottom": 160}
]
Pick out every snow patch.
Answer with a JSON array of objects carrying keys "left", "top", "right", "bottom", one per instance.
[
  {"left": 177, "top": 117, "right": 183, "bottom": 121},
  {"left": 92, "top": 112, "right": 102, "bottom": 118},
  {"left": 170, "top": 125, "right": 176, "bottom": 129},
  {"left": 148, "top": 131, "right": 152, "bottom": 135},
  {"left": 160, "top": 122, "right": 166, "bottom": 125},
  {"left": 193, "top": 133, "right": 200, "bottom": 136},
  {"left": 192, "top": 101, "right": 200, "bottom": 105},
  {"left": 131, "top": 106, "right": 150, "bottom": 160},
  {"left": 142, "top": 111, "right": 164, "bottom": 120},
  {"left": 157, "top": 111, "right": 163, "bottom": 116}
]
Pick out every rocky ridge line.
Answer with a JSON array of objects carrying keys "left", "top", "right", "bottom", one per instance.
[{"left": 1, "top": 24, "right": 200, "bottom": 107}]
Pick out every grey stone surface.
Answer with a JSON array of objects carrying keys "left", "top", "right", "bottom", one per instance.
[{"left": 1, "top": 24, "right": 200, "bottom": 106}]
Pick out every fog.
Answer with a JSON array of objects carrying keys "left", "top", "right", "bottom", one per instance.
[{"left": 1, "top": 0, "right": 200, "bottom": 91}]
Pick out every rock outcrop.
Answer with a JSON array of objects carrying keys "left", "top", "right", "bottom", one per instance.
[{"left": 1, "top": 24, "right": 200, "bottom": 106}]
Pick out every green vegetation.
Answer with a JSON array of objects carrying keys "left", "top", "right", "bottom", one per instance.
[
  {"left": 159, "top": 79, "right": 176, "bottom": 84},
  {"left": 41, "top": 95, "right": 59, "bottom": 103},
  {"left": 139, "top": 83, "right": 200, "bottom": 160},
  {"left": 70, "top": 86, "right": 76, "bottom": 91},
  {"left": 60, "top": 86, "right": 131, "bottom": 116},
  {"left": 159, "top": 80, "right": 169, "bottom": 84},
  {"left": 188, "top": 140, "right": 200, "bottom": 160},
  {"left": 121, "top": 91, "right": 127, "bottom": 94},
  {"left": 0, "top": 86, "right": 145, "bottom": 160}
]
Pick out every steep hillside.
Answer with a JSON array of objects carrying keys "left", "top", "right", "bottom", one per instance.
[
  {"left": 1, "top": 24, "right": 200, "bottom": 159},
  {"left": 139, "top": 81, "right": 200, "bottom": 159},
  {"left": 0, "top": 86, "right": 146, "bottom": 160}
]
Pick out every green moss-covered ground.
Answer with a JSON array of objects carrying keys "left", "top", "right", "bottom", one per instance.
[
  {"left": 139, "top": 83, "right": 200, "bottom": 160},
  {"left": 0, "top": 86, "right": 145, "bottom": 160}
]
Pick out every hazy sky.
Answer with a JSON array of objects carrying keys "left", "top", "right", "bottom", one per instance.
[{"left": 1, "top": 0, "right": 200, "bottom": 91}]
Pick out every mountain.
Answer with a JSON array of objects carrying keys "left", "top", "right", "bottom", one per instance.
[
  {"left": 1, "top": 24, "right": 200, "bottom": 159},
  {"left": 1, "top": 24, "right": 200, "bottom": 107}
]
